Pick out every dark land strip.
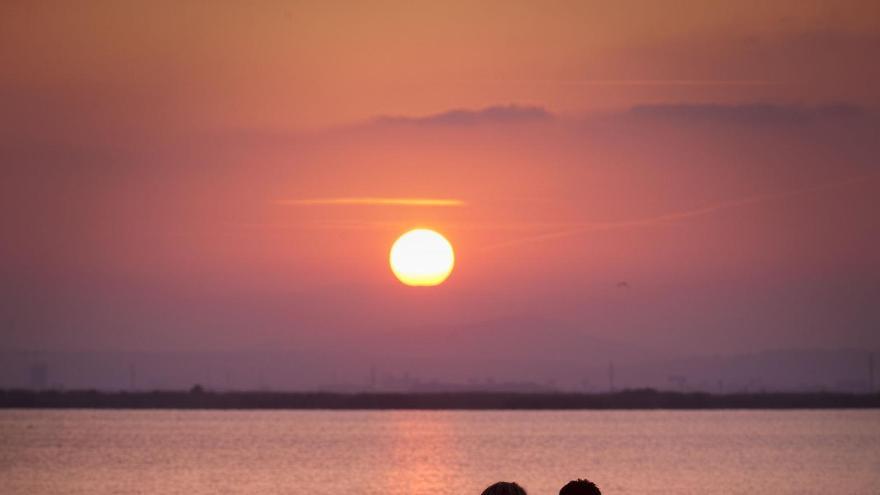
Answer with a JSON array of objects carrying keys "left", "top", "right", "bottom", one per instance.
[{"left": 2, "top": 389, "right": 879, "bottom": 410}]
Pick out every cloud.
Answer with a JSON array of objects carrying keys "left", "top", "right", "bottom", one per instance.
[
  {"left": 627, "top": 103, "right": 870, "bottom": 125},
  {"left": 276, "top": 197, "right": 466, "bottom": 207},
  {"left": 373, "top": 104, "right": 553, "bottom": 126}
]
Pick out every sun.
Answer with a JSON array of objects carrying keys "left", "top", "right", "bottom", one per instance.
[{"left": 389, "top": 229, "right": 455, "bottom": 286}]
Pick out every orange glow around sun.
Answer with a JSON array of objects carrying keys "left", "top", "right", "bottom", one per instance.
[{"left": 389, "top": 229, "right": 455, "bottom": 286}]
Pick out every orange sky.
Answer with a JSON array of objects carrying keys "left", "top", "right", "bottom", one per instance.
[
  {"left": 1, "top": 1, "right": 879, "bottom": 387},
  {"left": 3, "top": 0, "right": 879, "bottom": 136}
]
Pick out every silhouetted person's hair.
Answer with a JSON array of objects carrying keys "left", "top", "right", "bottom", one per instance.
[
  {"left": 482, "top": 481, "right": 528, "bottom": 495},
  {"left": 559, "top": 478, "right": 601, "bottom": 495}
]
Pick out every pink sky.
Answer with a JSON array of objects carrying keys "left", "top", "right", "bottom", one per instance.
[{"left": 1, "top": 2, "right": 879, "bottom": 380}]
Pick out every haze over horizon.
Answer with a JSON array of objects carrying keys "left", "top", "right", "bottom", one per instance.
[{"left": 2, "top": 2, "right": 879, "bottom": 390}]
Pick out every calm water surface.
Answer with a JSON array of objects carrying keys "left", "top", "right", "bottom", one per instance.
[{"left": 1, "top": 409, "right": 878, "bottom": 494}]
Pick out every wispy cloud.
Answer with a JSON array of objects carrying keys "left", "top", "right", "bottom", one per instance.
[
  {"left": 486, "top": 79, "right": 787, "bottom": 87},
  {"left": 276, "top": 197, "right": 466, "bottom": 207},
  {"left": 485, "top": 173, "right": 878, "bottom": 250}
]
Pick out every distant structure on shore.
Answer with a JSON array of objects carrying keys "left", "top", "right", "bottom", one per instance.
[
  {"left": 608, "top": 362, "right": 615, "bottom": 392},
  {"left": 29, "top": 362, "right": 48, "bottom": 390},
  {"left": 2, "top": 348, "right": 878, "bottom": 394}
]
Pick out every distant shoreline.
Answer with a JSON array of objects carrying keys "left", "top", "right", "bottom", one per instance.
[{"left": 2, "top": 389, "right": 879, "bottom": 410}]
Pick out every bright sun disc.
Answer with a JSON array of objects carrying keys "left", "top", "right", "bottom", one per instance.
[{"left": 389, "top": 229, "right": 454, "bottom": 286}]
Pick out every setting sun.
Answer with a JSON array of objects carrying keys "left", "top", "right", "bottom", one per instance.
[{"left": 389, "top": 229, "right": 455, "bottom": 286}]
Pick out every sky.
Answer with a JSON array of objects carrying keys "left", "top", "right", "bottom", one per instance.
[{"left": 1, "top": 1, "right": 879, "bottom": 388}]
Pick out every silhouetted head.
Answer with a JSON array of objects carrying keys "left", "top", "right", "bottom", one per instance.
[
  {"left": 481, "top": 481, "right": 528, "bottom": 495},
  {"left": 559, "top": 478, "right": 601, "bottom": 495}
]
